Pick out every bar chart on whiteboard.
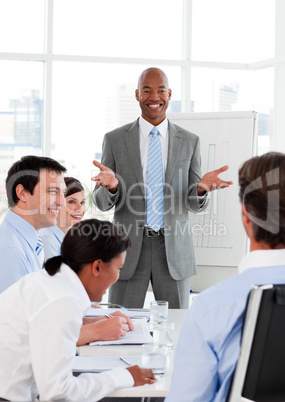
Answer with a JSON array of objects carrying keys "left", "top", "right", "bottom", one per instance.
[{"left": 167, "top": 112, "right": 257, "bottom": 267}]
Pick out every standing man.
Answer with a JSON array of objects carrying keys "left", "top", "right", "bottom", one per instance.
[
  {"left": 0, "top": 155, "right": 66, "bottom": 293},
  {"left": 93, "top": 67, "right": 232, "bottom": 308},
  {"left": 166, "top": 152, "right": 285, "bottom": 401}
]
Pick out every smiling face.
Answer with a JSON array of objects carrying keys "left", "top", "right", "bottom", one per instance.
[
  {"left": 135, "top": 68, "right": 172, "bottom": 126},
  {"left": 22, "top": 169, "right": 66, "bottom": 231},
  {"left": 58, "top": 190, "right": 86, "bottom": 232}
]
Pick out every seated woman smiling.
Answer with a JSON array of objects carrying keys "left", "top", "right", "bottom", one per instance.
[
  {"left": 40, "top": 176, "right": 87, "bottom": 260},
  {"left": 0, "top": 219, "right": 156, "bottom": 402}
]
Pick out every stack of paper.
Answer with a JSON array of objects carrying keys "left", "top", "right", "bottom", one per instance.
[
  {"left": 84, "top": 306, "right": 150, "bottom": 319},
  {"left": 73, "top": 355, "right": 165, "bottom": 374},
  {"left": 89, "top": 319, "right": 153, "bottom": 346}
]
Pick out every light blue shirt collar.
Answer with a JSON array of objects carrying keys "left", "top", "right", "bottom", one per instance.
[
  {"left": 50, "top": 225, "right": 65, "bottom": 243},
  {"left": 6, "top": 210, "right": 40, "bottom": 251}
]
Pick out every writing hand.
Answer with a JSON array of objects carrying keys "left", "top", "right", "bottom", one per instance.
[
  {"left": 78, "top": 315, "right": 132, "bottom": 345},
  {"left": 127, "top": 365, "right": 157, "bottom": 386},
  {"left": 99, "top": 315, "right": 131, "bottom": 340},
  {"left": 92, "top": 160, "right": 118, "bottom": 193},
  {"left": 111, "top": 311, "right": 133, "bottom": 331},
  {"left": 198, "top": 165, "right": 233, "bottom": 196}
]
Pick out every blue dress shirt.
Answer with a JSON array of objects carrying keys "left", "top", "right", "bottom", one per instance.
[
  {"left": 0, "top": 210, "right": 43, "bottom": 293},
  {"left": 39, "top": 225, "right": 65, "bottom": 261},
  {"left": 166, "top": 257, "right": 285, "bottom": 402}
]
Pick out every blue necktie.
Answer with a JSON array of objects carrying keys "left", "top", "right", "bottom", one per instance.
[
  {"left": 146, "top": 127, "right": 164, "bottom": 231},
  {"left": 36, "top": 237, "right": 44, "bottom": 266}
]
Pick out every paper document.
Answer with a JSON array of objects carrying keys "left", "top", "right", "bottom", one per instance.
[
  {"left": 72, "top": 355, "right": 141, "bottom": 372},
  {"left": 85, "top": 306, "right": 150, "bottom": 319},
  {"left": 89, "top": 318, "right": 153, "bottom": 346},
  {"left": 73, "top": 355, "right": 165, "bottom": 374}
]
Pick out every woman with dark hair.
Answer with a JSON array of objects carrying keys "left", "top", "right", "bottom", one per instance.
[
  {"left": 40, "top": 176, "right": 87, "bottom": 261},
  {"left": 40, "top": 178, "right": 134, "bottom": 347},
  {"left": 0, "top": 219, "right": 156, "bottom": 401}
]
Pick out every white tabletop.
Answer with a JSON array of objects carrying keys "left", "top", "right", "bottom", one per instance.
[{"left": 77, "top": 309, "right": 188, "bottom": 398}]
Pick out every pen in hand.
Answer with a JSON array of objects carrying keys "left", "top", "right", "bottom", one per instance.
[{"left": 119, "top": 356, "right": 132, "bottom": 366}]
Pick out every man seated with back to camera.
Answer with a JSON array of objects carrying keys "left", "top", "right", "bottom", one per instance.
[{"left": 166, "top": 152, "right": 285, "bottom": 401}]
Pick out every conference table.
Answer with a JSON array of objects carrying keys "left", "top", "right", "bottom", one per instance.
[{"left": 77, "top": 309, "right": 188, "bottom": 400}]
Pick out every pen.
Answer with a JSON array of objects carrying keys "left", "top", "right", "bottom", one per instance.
[{"left": 119, "top": 356, "right": 132, "bottom": 366}]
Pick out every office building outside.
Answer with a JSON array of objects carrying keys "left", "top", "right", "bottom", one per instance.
[
  {"left": 219, "top": 84, "right": 239, "bottom": 111},
  {"left": 105, "top": 83, "right": 141, "bottom": 132},
  {"left": 0, "top": 90, "right": 43, "bottom": 219}
]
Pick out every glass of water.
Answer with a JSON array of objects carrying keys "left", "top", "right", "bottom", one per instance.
[
  {"left": 149, "top": 300, "right": 168, "bottom": 330},
  {"left": 153, "top": 322, "right": 175, "bottom": 349},
  {"left": 141, "top": 344, "right": 166, "bottom": 375}
]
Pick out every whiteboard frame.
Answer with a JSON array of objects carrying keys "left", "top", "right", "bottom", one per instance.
[{"left": 167, "top": 111, "right": 258, "bottom": 267}]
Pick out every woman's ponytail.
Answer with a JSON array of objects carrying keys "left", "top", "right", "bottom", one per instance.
[{"left": 44, "top": 255, "right": 64, "bottom": 276}]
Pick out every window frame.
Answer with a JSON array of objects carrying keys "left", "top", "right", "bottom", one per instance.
[{"left": 0, "top": 0, "right": 283, "bottom": 154}]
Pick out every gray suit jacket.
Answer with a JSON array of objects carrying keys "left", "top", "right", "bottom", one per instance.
[{"left": 93, "top": 119, "right": 208, "bottom": 281}]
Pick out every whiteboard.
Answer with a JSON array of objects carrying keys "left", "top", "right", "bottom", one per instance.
[{"left": 167, "top": 111, "right": 258, "bottom": 267}]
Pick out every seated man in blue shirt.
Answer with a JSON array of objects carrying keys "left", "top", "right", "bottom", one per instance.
[
  {"left": 0, "top": 155, "right": 136, "bottom": 349},
  {"left": 0, "top": 155, "right": 66, "bottom": 293},
  {"left": 166, "top": 152, "right": 285, "bottom": 402}
]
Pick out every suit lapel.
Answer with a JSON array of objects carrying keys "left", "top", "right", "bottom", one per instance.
[
  {"left": 165, "top": 121, "right": 183, "bottom": 185},
  {"left": 122, "top": 119, "right": 183, "bottom": 193},
  {"left": 123, "top": 119, "right": 145, "bottom": 194}
]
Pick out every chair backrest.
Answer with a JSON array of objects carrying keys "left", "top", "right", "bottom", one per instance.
[{"left": 228, "top": 284, "right": 285, "bottom": 402}]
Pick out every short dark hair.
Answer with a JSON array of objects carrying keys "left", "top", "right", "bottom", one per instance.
[
  {"left": 239, "top": 152, "right": 285, "bottom": 248},
  {"left": 44, "top": 219, "right": 131, "bottom": 276},
  {"left": 64, "top": 177, "right": 84, "bottom": 198},
  {"left": 6, "top": 155, "right": 66, "bottom": 207}
]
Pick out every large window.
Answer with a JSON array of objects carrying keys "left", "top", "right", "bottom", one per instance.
[
  {"left": 192, "top": 0, "right": 275, "bottom": 63},
  {"left": 53, "top": 0, "right": 184, "bottom": 59},
  {"left": 51, "top": 62, "right": 181, "bottom": 180},
  {"left": 0, "top": 61, "right": 44, "bottom": 216},
  {"left": 0, "top": 0, "right": 283, "bottom": 219},
  {"left": 0, "top": 0, "right": 45, "bottom": 53}
]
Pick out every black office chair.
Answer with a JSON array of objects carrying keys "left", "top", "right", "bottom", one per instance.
[{"left": 227, "top": 284, "right": 285, "bottom": 402}]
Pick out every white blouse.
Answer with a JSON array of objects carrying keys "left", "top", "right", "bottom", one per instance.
[{"left": 0, "top": 263, "right": 133, "bottom": 401}]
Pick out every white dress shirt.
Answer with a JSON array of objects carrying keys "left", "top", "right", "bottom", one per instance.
[
  {"left": 238, "top": 248, "right": 285, "bottom": 273},
  {"left": 0, "top": 263, "right": 133, "bottom": 401},
  {"left": 139, "top": 116, "right": 169, "bottom": 183},
  {"left": 138, "top": 116, "right": 206, "bottom": 204}
]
